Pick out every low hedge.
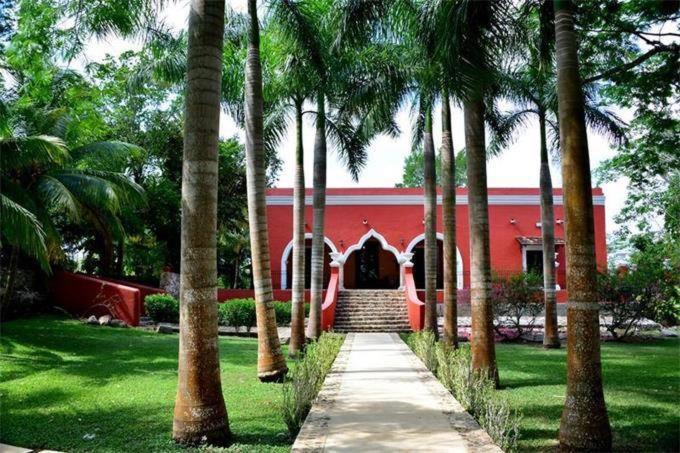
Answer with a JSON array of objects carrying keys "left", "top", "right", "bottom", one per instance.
[
  {"left": 218, "top": 299, "right": 308, "bottom": 331},
  {"left": 144, "top": 294, "right": 180, "bottom": 323},
  {"left": 144, "top": 294, "right": 307, "bottom": 330},
  {"left": 403, "top": 332, "right": 520, "bottom": 451},
  {"left": 281, "top": 332, "right": 345, "bottom": 435}
]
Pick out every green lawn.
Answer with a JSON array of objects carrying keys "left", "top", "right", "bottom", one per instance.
[
  {"left": 497, "top": 340, "right": 679, "bottom": 452},
  {"left": 0, "top": 316, "right": 291, "bottom": 452}
]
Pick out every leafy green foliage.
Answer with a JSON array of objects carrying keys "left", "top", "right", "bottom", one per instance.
[
  {"left": 143, "top": 294, "right": 179, "bottom": 324},
  {"left": 403, "top": 332, "right": 520, "bottom": 451},
  {"left": 397, "top": 149, "right": 467, "bottom": 188},
  {"left": 598, "top": 237, "right": 680, "bottom": 335},
  {"left": 281, "top": 332, "right": 344, "bottom": 435}
]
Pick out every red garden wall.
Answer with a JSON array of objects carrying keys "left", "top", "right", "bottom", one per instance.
[{"left": 49, "top": 271, "right": 144, "bottom": 326}]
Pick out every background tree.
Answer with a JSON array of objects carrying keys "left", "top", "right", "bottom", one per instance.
[{"left": 397, "top": 149, "right": 467, "bottom": 188}]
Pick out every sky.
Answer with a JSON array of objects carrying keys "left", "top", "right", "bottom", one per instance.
[{"left": 78, "top": 0, "right": 629, "bottom": 235}]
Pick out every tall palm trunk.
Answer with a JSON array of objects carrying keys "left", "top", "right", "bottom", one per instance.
[
  {"left": 441, "top": 94, "right": 458, "bottom": 348},
  {"left": 423, "top": 106, "right": 438, "bottom": 337},
  {"left": 173, "top": 0, "right": 229, "bottom": 444},
  {"left": 244, "top": 0, "right": 288, "bottom": 382},
  {"left": 539, "top": 111, "right": 560, "bottom": 349},
  {"left": 307, "top": 92, "right": 327, "bottom": 340},
  {"left": 464, "top": 99, "right": 498, "bottom": 386},
  {"left": 289, "top": 99, "right": 306, "bottom": 356},
  {"left": 554, "top": 1, "right": 611, "bottom": 449}
]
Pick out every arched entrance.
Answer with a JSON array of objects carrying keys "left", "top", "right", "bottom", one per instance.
[
  {"left": 343, "top": 238, "right": 400, "bottom": 289},
  {"left": 281, "top": 236, "right": 336, "bottom": 289},
  {"left": 411, "top": 239, "right": 443, "bottom": 289},
  {"left": 405, "top": 233, "right": 464, "bottom": 289}
]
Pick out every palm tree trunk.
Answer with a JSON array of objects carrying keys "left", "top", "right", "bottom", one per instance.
[
  {"left": 307, "top": 92, "right": 327, "bottom": 340},
  {"left": 233, "top": 250, "right": 240, "bottom": 288},
  {"left": 464, "top": 99, "right": 498, "bottom": 386},
  {"left": 173, "top": 0, "right": 229, "bottom": 444},
  {"left": 539, "top": 111, "right": 560, "bottom": 349},
  {"left": 289, "top": 99, "right": 306, "bottom": 356},
  {"left": 441, "top": 94, "right": 458, "bottom": 348},
  {"left": 244, "top": 0, "right": 288, "bottom": 382},
  {"left": 554, "top": 1, "right": 611, "bottom": 449},
  {"left": 423, "top": 106, "right": 438, "bottom": 337}
]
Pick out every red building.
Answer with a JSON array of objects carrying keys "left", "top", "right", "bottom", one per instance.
[{"left": 266, "top": 187, "right": 607, "bottom": 296}]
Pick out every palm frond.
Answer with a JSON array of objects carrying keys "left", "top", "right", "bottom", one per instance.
[
  {"left": 321, "top": 111, "right": 369, "bottom": 182},
  {"left": 584, "top": 103, "right": 628, "bottom": 146},
  {"left": 70, "top": 141, "right": 144, "bottom": 171},
  {"left": 0, "top": 194, "right": 50, "bottom": 272},
  {"left": 486, "top": 108, "right": 535, "bottom": 157},
  {"left": 34, "top": 175, "right": 82, "bottom": 221},
  {"left": 52, "top": 171, "right": 122, "bottom": 215},
  {"left": 0, "top": 135, "right": 70, "bottom": 172}
]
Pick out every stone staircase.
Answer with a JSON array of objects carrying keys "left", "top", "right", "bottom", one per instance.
[{"left": 333, "top": 289, "right": 411, "bottom": 333}]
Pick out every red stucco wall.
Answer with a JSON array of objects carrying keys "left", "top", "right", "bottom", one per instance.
[
  {"left": 49, "top": 271, "right": 144, "bottom": 326},
  {"left": 266, "top": 187, "right": 607, "bottom": 293}
]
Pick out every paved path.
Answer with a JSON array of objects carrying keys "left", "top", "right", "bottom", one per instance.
[{"left": 293, "top": 333, "right": 501, "bottom": 452}]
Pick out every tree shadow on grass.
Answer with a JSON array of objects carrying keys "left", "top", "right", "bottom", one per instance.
[{"left": 0, "top": 316, "right": 262, "bottom": 384}]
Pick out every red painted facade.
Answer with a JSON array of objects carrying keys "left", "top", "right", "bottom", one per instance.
[{"left": 266, "top": 187, "right": 607, "bottom": 297}]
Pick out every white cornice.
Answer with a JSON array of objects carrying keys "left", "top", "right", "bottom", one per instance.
[{"left": 266, "top": 194, "right": 605, "bottom": 206}]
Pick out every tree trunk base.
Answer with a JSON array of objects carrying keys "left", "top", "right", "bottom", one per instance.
[
  {"left": 542, "top": 341, "right": 561, "bottom": 349},
  {"left": 172, "top": 421, "right": 231, "bottom": 447},
  {"left": 258, "top": 367, "right": 288, "bottom": 383}
]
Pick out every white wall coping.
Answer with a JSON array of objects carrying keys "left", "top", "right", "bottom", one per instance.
[{"left": 266, "top": 194, "right": 605, "bottom": 206}]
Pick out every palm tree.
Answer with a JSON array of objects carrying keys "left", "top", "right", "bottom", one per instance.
[
  {"left": 553, "top": 0, "right": 611, "bottom": 449},
  {"left": 447, "top": 0, "right": 511, "bottom": 385},
  {"left": 441, "top": 92, "right": 457, "bottom": 347},
  {"left": 0, "top": 113, "right": 145, "bottom": 316},
  {"left": 244, "top": 0, "right": 288, "bottom": 382},
  {"left": 172, "top": 0, "right": 230, "bottom": 444},
  {"left": 422, "top": 102, "right": 438, "bottom": 336},
  {"left": 289, "top": 97, "right": 306, "bottom": 356},
  {"left": 488, "top": 2, "right": 625, "bottom": 349},
  {"left": 273, "top": 0, "right": 402, "bottom": 339}
]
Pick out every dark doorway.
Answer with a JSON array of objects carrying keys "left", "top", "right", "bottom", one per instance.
[
  {"left": 413, "top": 239, "right": 443, "bottom": 289},
  {"left": 343, "top": 238, "right": 399, "bottom": 289},
  {"left": 285, "top": 239, "right": 331, "bottom": 289}
]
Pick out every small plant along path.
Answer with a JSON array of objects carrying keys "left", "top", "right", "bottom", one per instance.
[{"left": 293, "top": 333, "right": 501, "bottom": 452}]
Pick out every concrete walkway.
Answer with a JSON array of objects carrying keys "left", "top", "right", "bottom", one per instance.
[{"left": 293, "top": 333, "right": 501, "bottom": 452}]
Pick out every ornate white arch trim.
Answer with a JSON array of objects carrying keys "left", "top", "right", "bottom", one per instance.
[
  {"left": 405, "top": 232, "right": 464, "bottom": 289},
  {"left": 340, "top": 228, "right": 402, "bottom": 263},
  {"left": 280, "top": 234, "right": 338, "bottom": 290}
]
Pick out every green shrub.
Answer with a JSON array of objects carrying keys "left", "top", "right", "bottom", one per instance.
[
  {"left": 217, "top": 299, "right": 309, "bottom": 330},
  {"left": 218, "top": 299, "right": 257, "bottom": 331},
  {"left": 281, "top": 332, "right": 344, "bottom": 436},
  {"left": 405, "top": 332, "right": 520, "bottom": 452},
  {"left": 274, "top": 302, "right": 292, "bottom": 326},
  {"left": 144, "top": 294, "right": 179, "bottom": 323}
]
